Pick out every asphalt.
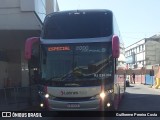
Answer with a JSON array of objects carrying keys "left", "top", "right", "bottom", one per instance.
[{"left": 119, "top": 83, "right": 160, "bottom": 111}]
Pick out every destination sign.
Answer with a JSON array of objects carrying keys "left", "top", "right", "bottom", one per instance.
[{"left": 48, "top": 46, "right": 70, "bottom": 51}]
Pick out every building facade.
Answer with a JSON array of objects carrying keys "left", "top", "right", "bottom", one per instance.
[
  {"left": 0, "top": 0, "right": 59, "bottom": 88},
  {"left": 145, "top": 34, "right": 160, "bottom": 67},
  {"left": 125, "top": 34, "right": 160, "bottom": 69}
]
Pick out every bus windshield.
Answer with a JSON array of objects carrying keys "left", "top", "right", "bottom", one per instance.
[
  {"left": 42, "top": 11, "right": 112, "bottom": 39},
  {"left": 41, "top": 42, "right": 113, "bottom": 83}
]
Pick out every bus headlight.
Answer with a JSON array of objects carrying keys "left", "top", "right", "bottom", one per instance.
[
  {"left": 90, "top": 92, "right": 107, "bottom": 100},
  {"left": 39, "top": 91, "right": 56, "bottom": 99},
  {"left": 90, "top": 90, "right": 112, "bottom": 100},
  {"left": 107, "top": 103, "right": 111, "bottom": 107},
  {"left": 100, "top": 92, "right": 106, "bottom": 99},
  {"left": 40, "top": 103, "right": 44, "bottom": 107},
  {"left": 45, "top": 94, "right": 49, "bottom": 98}
]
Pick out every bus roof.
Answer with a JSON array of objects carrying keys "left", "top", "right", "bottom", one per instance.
[{"left": 45, "top": 9, "right": 113, "bottom": 18}]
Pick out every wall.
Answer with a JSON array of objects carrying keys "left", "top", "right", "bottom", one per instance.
[
  {"left": 0, "top": 0, "right": 43, "bottom": 30},
  {"left": 20, "top": 0, "right": 46, "bottom": 22},
  {"left": 0, "top": 0, "right": 20, "bottom": 8},
  {"left": 0, "top": 0, "right": 59, "bottom": 88},
  {"left": 21, "top": 0, "right": 59, "bottom": 22},
  {"left": 0, "top": 61, "right": 8, "bottom": 88},
  {"left": 145, "top": 40, "right": 160, "bottom": 65},
  {"left": 125, "top": 39, "right": 145, "bottom": 51},
  {"left": 0, "top": 0, "right": 59, "bottom": 30},
  {"left": 46, "top": 0, "right": 59, "bottom": 15},
  {"left": 125, "top": 39, "right": 145, "bottom": 68},
  {"left": 34, "top": 0, "right": 46, "bottom": 22},
  {"left": 6, "top": 50, "right": 21, "bottom": 87}
]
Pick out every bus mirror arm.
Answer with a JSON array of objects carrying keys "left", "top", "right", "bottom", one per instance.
[{"left": 25, "top": 37, "right": 40, "bottom": 60}]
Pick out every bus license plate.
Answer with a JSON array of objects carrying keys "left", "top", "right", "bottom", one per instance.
[{"left": 67, "top": 103, "right": 80, "bottom": 108}]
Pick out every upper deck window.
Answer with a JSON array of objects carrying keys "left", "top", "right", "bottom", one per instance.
[{"left": 42, "top": 11, "right": 113, "bottom": 39}]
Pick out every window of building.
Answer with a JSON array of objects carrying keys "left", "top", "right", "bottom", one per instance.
[
  {"left": 134, "top": 48, "right": 136, "bottom": 53},
  {"left": 139, "top": 45, "right": 141, "bottom": 52},
  {"left": 139, "top": 46, "right": 141, "bottom": 52},
  {"left": 137, "top": 46, "right": 139, "bottom": 53},
  {"left": 142, "top": 45, "right": 144, "bottom": 51}
]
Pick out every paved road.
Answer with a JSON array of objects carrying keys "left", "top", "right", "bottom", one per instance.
[
  {"left": 3, "top": 84, "right": 160, "bottom": 120},
  {"left": 119, "top": 84, "right": 160, "bottom": 111},
  {"left": 112, "top": 84, "right": 160, "bottom": 120}
]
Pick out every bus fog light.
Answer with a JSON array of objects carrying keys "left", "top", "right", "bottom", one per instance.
[
  {"left": 40, "top": 103, "right": 44, "bottom": 107},
  {"left": 107, "top": 103, "right": 111, "bottom": 107},
  {"left": 45, "top": 94, "right": 49, "bottom": 98},
  {"left": 100, "top": 92, "right": 106, "bottom": 99}
]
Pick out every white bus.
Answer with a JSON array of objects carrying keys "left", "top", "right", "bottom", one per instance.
[{"left": 25, "top": 9, "right": 126, "bottom": 111}]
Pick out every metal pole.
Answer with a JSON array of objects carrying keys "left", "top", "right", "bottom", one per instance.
[
  {"left": 141, "top": 73, "right": 142, "bottom": 84},
  {"left": 152, "top": 76, "right": 153, "bottom": 86}
]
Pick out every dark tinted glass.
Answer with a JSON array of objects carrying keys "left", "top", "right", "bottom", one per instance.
[
  {"left": 42, "top": 11, "right": 113, "bottom": 39},
  {"left": 41, "top": 42, "right": 112, "bottom": 81}
]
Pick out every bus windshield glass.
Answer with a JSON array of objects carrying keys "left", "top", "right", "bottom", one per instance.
[
  {"left": 41, "top": 42, "right": 113, "bottom": 83},
  {"left": 42, "top": 11, "right": 112, "bottom": 39}
]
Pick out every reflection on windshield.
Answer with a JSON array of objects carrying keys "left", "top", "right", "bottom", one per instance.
[
  {"left": 61, "top": 56, "right": 112, "bottom": 81},
  {"left": 41, "top": 43, "right": 112, "bottom": 81}
]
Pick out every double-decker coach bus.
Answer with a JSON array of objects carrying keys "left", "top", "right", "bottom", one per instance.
[{"left": 24, "top": 9, "right": 126, "bottom": 111}]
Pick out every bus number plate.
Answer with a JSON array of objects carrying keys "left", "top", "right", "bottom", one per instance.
[{"left": 67, "top": 103, "right": 80, "bottom": 108}]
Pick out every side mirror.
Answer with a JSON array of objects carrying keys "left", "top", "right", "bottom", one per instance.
[
  {"left": 112, "top": 35, "right": 120, "bottom": 58},
  {"left": 25, "top": 37, "right": 39, "bottom": 60}
]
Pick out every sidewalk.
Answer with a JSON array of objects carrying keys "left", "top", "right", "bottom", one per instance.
[
  {"left": 143, "top": 84, "right": 160, "bottom": 93},
  {"left": 129, "top": 83, "right": 160, "bottom": 93}
]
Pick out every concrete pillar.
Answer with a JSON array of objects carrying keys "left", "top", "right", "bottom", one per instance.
[{"left": 46, "top": 0, "right": 59, "bottom": 15}]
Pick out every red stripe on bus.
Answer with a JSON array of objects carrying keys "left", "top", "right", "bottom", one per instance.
[{"left": 99, "top": 85, "right": 102, "bottom": 111}]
